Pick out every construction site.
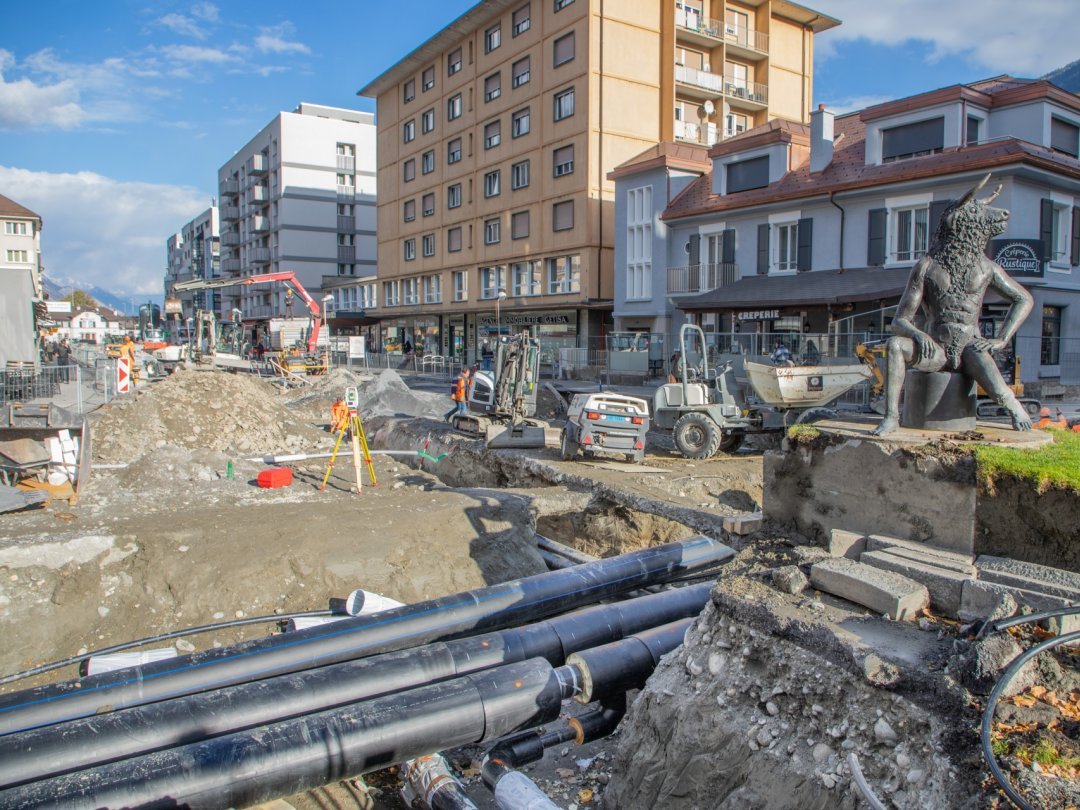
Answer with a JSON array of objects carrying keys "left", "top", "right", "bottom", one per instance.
[{"left": 0, "top": 350, "right": 1077, "bottom": 809}]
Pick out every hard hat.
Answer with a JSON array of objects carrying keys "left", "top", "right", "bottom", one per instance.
[{"left": 1039, "top": 407, "right": 1051, "bottom": 416}]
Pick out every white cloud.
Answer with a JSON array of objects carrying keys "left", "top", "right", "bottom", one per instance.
[
  {"left": 191, "top": 3, "right": 220, "bottom": 23},
  {"left": 825, "top": 94, "right": 893, "bottom": 116},
  {"left": 811, "top": 0, "right": 1079, "bottom": 76},
  {"left": 158, "top": 13, "right": 206, "bottom": 39},
  {"left": 160, "top": 44, "right": 238, "bottom": 65},
  {"left": 0, "top": 49, "right": 86, "bottom": 129},
  {"left": 0, "top": 166, "right": 211, "bottom": 297},
  {"left": 254, "top": 23, "right": 310, "bottom": 55}
]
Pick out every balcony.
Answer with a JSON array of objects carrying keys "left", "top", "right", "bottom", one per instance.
[
  {"left": 221, "top": 206, "right": 240, "bottom": 221},
  {"left": 338, "top": 245, "right": 357, "bottom": 262},
  {"left": 725, "top": 26, "right": 769, "bottom": 61},
  {"left": 338, "top": 214, "right": 356, "bottom": 231},
  {"left": 674, "top": 64, "right": 723, "bottom": 101},
  {"left": 221, "top": 232, "right": 241, "bottom": 246},
  {"left": 337, "top": 186, "right": 356, "bottom": 199},
  {"left": 221, "top": 258, "right": 242, "bottom": 274},
  {"left": 667, "top": 262, "right": 738, "bottom": 295},
  {"left": 675, "top": 9, "right": 723, "bottom": 47},
  {"left": 337, "top": 154, "right": 355, "bottom": 172},
  {"left": 724, "top": 79, "right": 769, "bottom": 110},
  {"left": 675, "top": 119, "right": 720, "bottom": 146},
  {"left": 250, "top": 184, "right": 270, "bottom": 203},
  {"left": 250, "top": 247, "right": 271, "bottom": 264},
  {"left": 246, "top": 154, "right": 268, "bottom": 175},
  {"left": 251, "top": 215, "right": 270, "bottom": 233},
  {"left": 220, "top": 179, "right": 239, "bottom": 196}
]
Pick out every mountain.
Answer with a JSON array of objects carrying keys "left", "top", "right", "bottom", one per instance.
[
  {"left": 1043, "top": 58, "right": 1080, "bottom": 93},
  {"left": 41, "top": 275, "right": 158, "bottom": 315}
]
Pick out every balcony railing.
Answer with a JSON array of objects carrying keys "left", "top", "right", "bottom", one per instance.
[
  {"left": 338, "top": 245, "right": 356, "bottom": 261},
  {"left": 675, "top": 8, "right": 720, "bottom": 38},
  {"left": 674, "top": 64, "right": 723, "bottom": 94},
  {"left": 251, "top": 247, "right": 271, "bottom": 264},
  {"left": 221, "top": 258, "right": 241, "bottom": 274},
  {"left": 220, "top": 179, "right": 239, "bottom": 195},
  {"left": 250, "top": 185, "right": 270, "bottom": 203},
  {"left": 667, "top": 262, "right": 738, "bottom": 295},
  {"left": 221, "top": 206, "right": 240, "bottom": 220},
  {"left": 675, "top": 119, "right": 720, "bottom": 146},
  {"left": 246, "top": 154, "right": 268, "bottom": 174},
  {"left": 338, "top": 215, "right": 356, "bottom": 231},
  {"left": 724, "top": 78, "right": 768, "bottom": 105},
  {"left": 221, "top": 232, "right": 240, "bottom": 246},
  {"left": 251, "top": 216, "right": 270, "bottom": 233},
  {"left": 725, "top": 25, "right": 768, "bottom": 54},
  {"left": 337, "top": 154, "right": 355, "bottom": 172}
]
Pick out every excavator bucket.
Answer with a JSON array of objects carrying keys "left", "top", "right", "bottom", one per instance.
[{"left": 485, "top": 422, "right": 548, "bottom": 449}]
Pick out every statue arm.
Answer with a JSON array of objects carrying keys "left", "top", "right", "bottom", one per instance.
[
  {"left": 890, "top": 258, "right": 934, "bottom": 355},
  {"left": 985, "top": 260, "right": 1034, "bottom": 349}
]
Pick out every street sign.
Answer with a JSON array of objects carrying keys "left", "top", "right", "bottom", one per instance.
[{"left": 117, "top": 358, "right": 131, "bottom": 394}]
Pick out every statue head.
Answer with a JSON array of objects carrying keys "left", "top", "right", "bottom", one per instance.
[{"left": 932, "top": 173, "right": 1009, "bottom": 253}]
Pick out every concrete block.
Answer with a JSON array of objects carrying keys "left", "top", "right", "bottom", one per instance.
[
  {"left": 810, "top": 558, "right": 930, "bottom": 621},
  {"left": 772, "top": 565, "right": 808, "bottom": 595},
  {"left": 976, "top": 555, "right": 1080, "bottom": 601},
  {"left": 723, "top": 512, "right": 763, "bottom": 536},
  {"left": 959, "top": 579, "right": 1069, "bottom": 623},
  {"left": 829, "top": 529, "right": 866, "bottom": 560},
  {"left": 866, "top": 535, "right": 975, "bottom": 572},
  {"left": 860, "top": 549, "right": 970, "bottom": 618}
]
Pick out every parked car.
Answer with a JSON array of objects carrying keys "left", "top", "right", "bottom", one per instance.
[{"left": 561, "top": 392, "right": 650, "bottom": 463}]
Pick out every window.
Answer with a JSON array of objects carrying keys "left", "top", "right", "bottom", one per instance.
[
  {"left": 4, "top": 222, "right": 28, "bottom": 235},
  {"left": 1041, "top": 306, "right": 1062, "bottom": 365},
  {"left": 485, "top": 24, "right": 501, "bottom": 53},
  {"left": 552, "top": 200, "right": 574, "bottom": 232},
  {"left": 966, "top": 115, "right": 981, "bottom": 147},
  {"left": 447, "top": 137, "right": 462, "bottom": 164},
  {"left": 726, "top": 156, "right": 768, "bottom": 193},
  {"left": 553, "top": 144, "right": 574, "bottom": 177},
  {"left": 555, "top": 0, "right": 574, "bottom": 10},
  {"left": 448, "top": 94, "right": 462, "bottom": 120},
  {"left": 403, "top": 119, "right": 415, "bottom": 142},
  {"left": 1051, "top": 117, "right": 1079, "bottom": 158},
  {"left": 403, "top": 79, "right": 415, "bottom": 103},
  {"left": 424, "top": 274, "right": 442, "bottom": 304},
  {"left": 513, "top": 4, "right": 531, "bottom": 36},
  {"left": 1047, "top": 200, "right": 1071, "bottom": 263},
  {"left": 554, "top": 87, "right": 575, "bottom": 121},
  {"left": 485, "top": 170, "right": 501, "bottom": 197},
  {"left": 448, "top": 183, "right": 462, "bottom": 209},
  {"left": 361, "top": 283, "right": 377, "bottom": 309},
  {"left": 485, "top": 72, "right": 502, "bottom": 102},
  {"left": 512, "top": 57, "right": 531, "bottom": 88},
  {"left": 422, "top": 150, "right": 435, "bottom": 174},
  {"left": 512, "top": 160, "right": 530, "bottom": 189},
  {"left": 422, "top": 233, "right": 435, "bottom": 257},
  {"left": 724, "top": 112, "right": 748, "bottom": 138},
  {"left": 546, "top": 254, "right": 580, "bottom": 293},
  {"left": 422, "top": 192, "right": 435, "bottom": 217},
  {"left": 384, "top": 280, "right": 401, "bottom": 307},
  {"left": 453, "top": 270, "right": 467, "bottom": 301},
  {"left": 6, "top": 249, "right": 29, "bottom": 263},
  {"left": 404, "top": 239, "right": 416, "bottom": 261},
  {"left": 403, "top": 159, "right": 415, "bottom": 182},
  {"left": 448, "top": 48, "right": 462, "bottom": 76},
  {"left": 626, "top": 186, "right": 652, "bottom": 300},
  {"left": 480, "top": 266, "right": 506, "bottom": 298},
  {"left": 447, "top": 226, "right": 462, "bottom": 253},
  {"left": 882, "top": 117, "right": 945, "bottom": 162},
  {"left": 512, "top": 210, "right": 530, "bottom": 240},
  {"left": 512, "top": 107, "right": 530, "bottom": 138},
  {"left": 485, "top": 218, "right": 501, "bottom": 244},
  {"left": 422, "top": 108, "right": 435, "bottom": 133},
  {"left": 725, "top": 8, "right": 748, "bottom": 38},
  {"left": 403, "top": 199, "right": 416, "bottom": 222},
  {"left": 553, "top": 32, "right": 575, "bottom": 66},
  {"left": 484, "top": 120, "right": 501, "bottom": 149},
  {"left": 775, "top": 222, "right": 798, "bottom": 271},
  {"left": 725, "top": 61, "right": 748, "bottom": 95},
  {"left": 894, "top": 206, "right": 929, "bottom": 262},
  {"left": 422, "top": 65, "right": 435, "bottom": 92},
  {"left": 403, "top": 277, "right": 419, "bottom": 305},
  {"left": 512, "top": 260, "right": 541, "bottom": 295}
]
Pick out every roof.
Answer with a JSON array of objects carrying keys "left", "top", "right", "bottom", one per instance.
[
  {"left": 663, "top": 77, "right": 1080, "bottom": 223},
  {"left": 0, "top": 194, "right": 40, "bottom": 221},
  {"left": 608, "top": 142, "right": 710, "bottom": 181},
  {"left": 708, "top": 118, "right": 810, "bottom": 159},
  {"left": 678, "top": 266, "right": 912, "bottom": 311}
]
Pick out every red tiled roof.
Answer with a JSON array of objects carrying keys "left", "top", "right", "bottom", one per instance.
[
  {"left": 609, "top": 141, "right": 710, "bottom": 181},
  {"left": 0, "top": 193, "right": 40, "bottom": 221}
]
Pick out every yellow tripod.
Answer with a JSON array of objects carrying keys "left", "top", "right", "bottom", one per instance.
[{"left": 319, "top": 399, "right": 376, "bottom": 495}]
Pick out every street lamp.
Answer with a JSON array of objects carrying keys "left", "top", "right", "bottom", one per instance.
[{"left": 495, "top": 287, "right": 507, "bottom": 338}]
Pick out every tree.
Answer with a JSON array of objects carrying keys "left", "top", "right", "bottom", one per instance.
[{"left": 65, "top": 290, "right": 98, "bottom": 310}]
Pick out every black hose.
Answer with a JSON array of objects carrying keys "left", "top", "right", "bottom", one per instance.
[{"left": 978, "top": 604, "right": 1080, "bottom": 639}]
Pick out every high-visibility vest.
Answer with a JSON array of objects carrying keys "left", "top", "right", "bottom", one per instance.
[{"left": 452, "top": 374, "right": 469, "bottom": 402}]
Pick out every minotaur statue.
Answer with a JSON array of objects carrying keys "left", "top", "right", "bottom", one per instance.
[{"left": 874, "top": 173, "right": 1033, "bottom": 435}]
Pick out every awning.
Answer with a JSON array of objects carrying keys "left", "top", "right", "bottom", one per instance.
[
  {"left": 678, "top": 266, "right": 912, "bottom": 311},
  {"left": 327, "top": 311, "right": 380, "bottom": 327}
]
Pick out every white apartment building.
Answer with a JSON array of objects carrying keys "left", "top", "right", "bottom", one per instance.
[
  {"left": 0, "top": 193, "right": 45, "bottom": 365},
  {"left": 216, "top": 103, "right": 378, "bottom": 343},
  {"left": 165, "top": 206, "right": 220, "bottom": 329}
]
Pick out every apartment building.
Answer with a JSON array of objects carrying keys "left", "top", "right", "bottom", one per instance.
[
  {"left": 164, "top": 206, "right": 220, "bottom": 332},
  {"left": 0, "top": 193, "right": 45, "bottom": 365},
  {"left": 611, "top": 76, "right": 1080, "bottom": 388},
  {"left": 358, "top": 0, "right": 837, "bottom": 364},
  {"left": 216, "top": 103, "right": 377, "bottom": 344}
]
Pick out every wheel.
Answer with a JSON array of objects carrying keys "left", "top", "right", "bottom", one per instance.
[
  {"left": 1023, "top": 400, "right": 1041, "bottom": 416},
  {"left": 560, "top": 428, "right": 578, "bottom": 461},
  {"left": 673, "top": 412, "right": 721, "bottom": 459},
  {"left": 718, "top": 432, "right": 744, "bottom": 453},
  {"left": 625, "top": 453, "right": 636, "bottom": 463}
]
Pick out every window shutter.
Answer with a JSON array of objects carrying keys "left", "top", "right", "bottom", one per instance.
[
  {"left": 757, "top": 224, "right": 770, "bottom": 275},
  {"left": 928, "top": 200, "right": 951, "bottom": 246},
  {"left": 721, "top": 229, "right": 735, "bottom": 264},
  {"left": 1071, "top": 206, "right": 1080, "bottom": 266},
  {"left": 796, "top": 217, "right": 813, "bottom": 272},
  {"left": 1040, "top": 198, "right": 1054, "bottom": 261},
  {"left": 688, "top": 233, "right": 700, "bottom": 266},
  {"left": 867, "top": 208, "right": 886, "bottom": 266}
]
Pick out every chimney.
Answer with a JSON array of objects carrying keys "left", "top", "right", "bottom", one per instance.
[{"left": 810, "top": 103, "right": 835, "bottom": 173}]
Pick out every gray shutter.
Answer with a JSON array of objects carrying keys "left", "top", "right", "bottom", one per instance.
[
  {"left": 1071, "top": 206, "right": 1080, "bottom": 266},
  {"left": 928, "top": 200, "right": 951, "bottom": 245},
  {"left": 688, "top": 233, "right": 700, "bottom": 266},
  {"left": 1040, "top": 198, "right": 1054, "bottom": 261},
  {"left": 721, "top": 229, "right": 735, "bottom": 264},
  {"left": 867, "top": 208, "right": 887, "bottom": 266},
  {"left": 757, "top": 224, "right": 770, "bottom": 275},
  {"left": 796, "top": 217, "right": 813, "bottom": 272}
]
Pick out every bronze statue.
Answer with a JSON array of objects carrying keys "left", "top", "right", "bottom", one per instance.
[{"left": 874, "top": 173, "right": 1033, "bottom": 435}]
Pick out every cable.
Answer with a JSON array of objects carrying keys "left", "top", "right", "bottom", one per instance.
[
  {"left": 846, "top": 753, "right": 887, "bottom": 810},
  {"left": 977, "top": 605, "right": 1080, "bottom": 639},
  {"left": 0, "top": 610, "right": 332, "bottom": 687}
]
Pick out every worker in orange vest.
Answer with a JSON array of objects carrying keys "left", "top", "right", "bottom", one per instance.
[
  {"left": 330, "top": 399, "right": 349, "bottom": 433},
  {"left": 1036, "top": 407, "right": 1067, "bottom": 430},
  {"left": 444, "top": 367, "right": 471, "bottom": 423}
]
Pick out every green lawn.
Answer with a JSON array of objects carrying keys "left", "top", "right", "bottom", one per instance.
[{"left": 972, "top": 429, "right": 1080, "bottom": 492}]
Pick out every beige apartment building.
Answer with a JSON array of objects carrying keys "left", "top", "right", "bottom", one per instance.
[{"left": 358, "top": 0, "right": 838, "bottom": 364}]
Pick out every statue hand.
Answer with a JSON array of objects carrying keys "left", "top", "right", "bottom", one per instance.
[
  {"left": 912, "top": 332, "right": 937, "bottom": 360},
  {"left": 969, "top": 337, "right": 999, "bottom": 353}
]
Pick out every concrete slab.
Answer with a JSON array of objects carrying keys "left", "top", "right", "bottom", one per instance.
[
  {"left": 723, "top": 512, "right": 763, "bottom": 536},
  {"left": 866, "top": 536, "right": 976, "bottom": 574},
  {"left": 860, "top": 549, "right": 971, "bottom": 618},
  {"left": 810, "top": 557, "right": 930, "bottom": 621},
  {"left": 829, "top": 529, "right": 866, "bottom": 559},
  {"left": 959, "top": 579, "right": 1070, "bottom": 623},
  {"left": 976, "top": 555, "right": 1080, "bottom": 600}
]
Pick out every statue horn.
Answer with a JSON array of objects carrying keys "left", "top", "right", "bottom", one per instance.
[
  {"left": 983, "top": 183, "right": 1003, "bottom": 204},
  {"left": 957, "top": 172, "right": 991, "bottom": 206}
]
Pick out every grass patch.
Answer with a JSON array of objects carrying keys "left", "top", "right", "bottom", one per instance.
[
  {"left": 786, "top": 424, "right": 821, "bottom": 444},
  {"left": 972, "top": 430, "right": 1080, "bottom": 493}
]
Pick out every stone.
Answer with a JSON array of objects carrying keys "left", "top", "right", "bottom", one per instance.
[
  {"left": 874, "top": 717, "right": 898, "bottom": 744},
  {"left": 723, "top": 512, "right": 763, "bottom": 536},
  {"left": 812, "top": 743, "right": 833, "bottom": 764},
  {"left": 901, "top": 370, "right": 977, "bottom": 432},
  {"left": 810, "top": 558, "right": 930, "bottom": 621},
  {"left": 828, "top": 529, "right": 866, "bottom": 559},
  {"left": 975, "top": 555, "right": 1080, "bottom": 601},
  {"left": 859, "top": 549, "right": 971, "bottom": 618},
  {"left": 960, "top": 634, "right": 1037, "bottom": 697},
  {"left": 866, "top": 535, "right": 975, "bottom": 571},
  {"left": 958, "top": 579, "right": 1066, "bottom": 623},
  {"left": 772, "top": 566, "right": 808, "bottom": 595},
  {"left": 862, "top": 653, "right": 901, "bottom": 687}
]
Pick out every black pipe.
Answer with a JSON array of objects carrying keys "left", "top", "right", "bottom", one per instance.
[
  {"left": 0, "top": 583, "right": 716, "bottom": 786},
  {"left": 567, "top": 618, "right": 693, "bottom": 703},
  {"left": 0, "top": 536, "right": 731, "bottom": 737},
  {"left": 535, "top": 534, "right": 596, "bottom": 565},
  {"left": 568, "top": 693, "right": 627, "bottom": 745},
  {"left": 0, "top": 658, "right": 580, "bottom": 810}
]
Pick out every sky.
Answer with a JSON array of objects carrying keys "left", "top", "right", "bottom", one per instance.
[{"left": 0, "top": 0, "right": 1077, "bottom": 307}]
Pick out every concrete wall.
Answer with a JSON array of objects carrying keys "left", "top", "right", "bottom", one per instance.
[{"left": 0, "top": 269, "right": 38, "bottom": 365}]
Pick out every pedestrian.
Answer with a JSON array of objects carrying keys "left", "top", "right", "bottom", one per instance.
[
  {"left": 57, "top": 339, "right": 72, "bottom": 383},
  {"left": 770, "top": 340, "right": 793, "bottom": 365},
  {"left": 481, "top": 340, "right": 494, "bottom": 371},
  {"left": 444, "top": 366, "right": 471, "bottom": 423},
  {"left": 119, "top": 335, "right": 136, "bottom": 382}
]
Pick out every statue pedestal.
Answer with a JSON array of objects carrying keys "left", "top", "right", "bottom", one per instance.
[{"left": 901, "top": 371, "right": 976, "bottom": 432}]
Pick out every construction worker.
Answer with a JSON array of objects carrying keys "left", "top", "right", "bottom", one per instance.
[
  {"left": 119, "top": 334, "right": 137, "bottom": 380},
  {"left": 330, "top": 399, "right": 349, "bottom": 433},
  {"left": 444, "top": 366, "right": 471, "bottom": 423},
  {"left": 1036, "top": 407, "right": 1068, "bottom": 430}
]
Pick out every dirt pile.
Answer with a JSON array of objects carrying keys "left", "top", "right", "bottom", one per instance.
[
  {"left": 93, "top": 369, "right": 325, "bottom": 464},
  {"left": 355, "top": 370, "right": 447, "bottom": 420}
]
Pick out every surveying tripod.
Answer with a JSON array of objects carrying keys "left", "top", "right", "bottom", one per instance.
[{"left": 319, "top": 386, "right": 377, "bottom": 494}]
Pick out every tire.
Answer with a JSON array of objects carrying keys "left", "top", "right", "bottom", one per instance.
[
  {"left": 673, "top": 412, "right": 721, "bottom": 459},
  {"left": 560, "top": 428, "right": 578, "bottom": 461},
  {"left": 718, "top": 432, "right": 744, "bottom": 453}
]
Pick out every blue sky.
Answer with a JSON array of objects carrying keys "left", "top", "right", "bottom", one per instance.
[{"left": 0, "top": 0, "right": 1076, "bottom": 303}]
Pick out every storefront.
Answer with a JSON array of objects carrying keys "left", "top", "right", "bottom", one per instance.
[
  {"left": 475, "top": 309, "right": 579, "bottom": 368},
  {"left": 380, "top": 315, "right": 441, "bottom": 356}
]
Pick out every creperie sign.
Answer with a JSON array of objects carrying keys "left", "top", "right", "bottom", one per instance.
[{"left": 737, "top": 309, "right": 780, "bottom": 321}]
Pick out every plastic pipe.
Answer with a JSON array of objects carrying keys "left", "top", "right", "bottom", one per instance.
[
  {"left": 0, "top": 584, "right": 715, "bottom": 786},
  {"left": 535, "top": 534, "right": 597, "bottom": 565},
  {"left": 400, "top": 754, "right": 479, "bottom": 810},
  {"left": 0, "top": 537, "right": 730, "bottom": 737}
]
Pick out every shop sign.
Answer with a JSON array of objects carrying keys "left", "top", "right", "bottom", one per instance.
[
  {"left": 476, "top": 311, "right": 573, "bottom": 327},
  {"left": 164, "top": 298, "right": 183, "bottom": 314},
  {"left": 737, "top": 309, "right": 780, "bottom": 321},
  {"left": 988, "top": 239, "right": 1043, "bottom": 279},
  {"left": 348, "top": 336, "right": 366, "bottom": 359}
]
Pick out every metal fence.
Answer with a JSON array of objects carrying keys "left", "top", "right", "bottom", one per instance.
[{"left": 1, "top": 356, "right": 122, "bottom": 417}]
